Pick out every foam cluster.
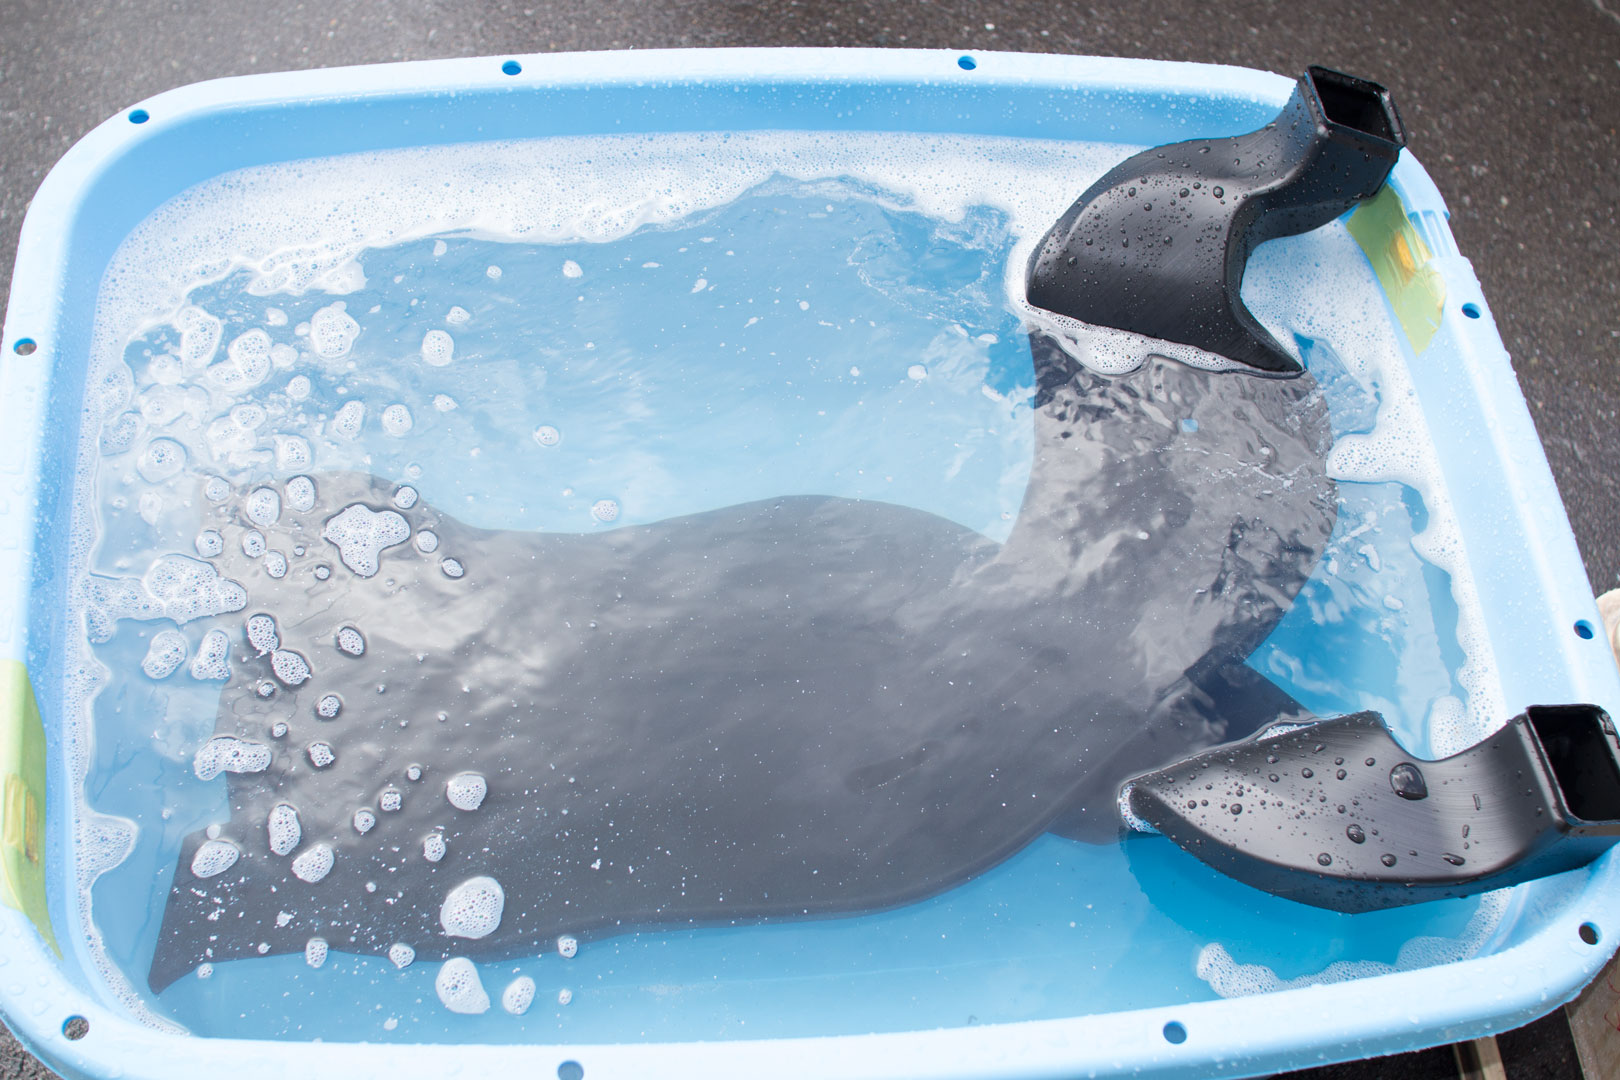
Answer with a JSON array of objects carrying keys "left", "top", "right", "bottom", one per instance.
[
  {"left": 322, "top": 504, "right": 410, "bottom": 578},
  {"left": 439, "top": 875, "right": 504, "bottom": 939},
  {"left": 193, "top": 735, "right": 272, "bottom": 781},
  {"left": 434, "top": 957, "right": 490, "bottom": 1015}
]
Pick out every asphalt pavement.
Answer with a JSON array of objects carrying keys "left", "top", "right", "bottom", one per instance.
[{"left": 2, "top": 1, "right": 1617, "bottom": 1076}]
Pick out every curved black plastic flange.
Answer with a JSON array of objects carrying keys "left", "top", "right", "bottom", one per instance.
[
  {"left": 1124, "top": 704, "right": 1620, "bottom": 912},
  {"left": 1027, "top": 66, "right": 1406, "bottom": 375}
]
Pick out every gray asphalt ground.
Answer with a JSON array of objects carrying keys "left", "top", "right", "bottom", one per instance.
[{"left": 2, "top": 0, "right": 1618, "bottom": 1076}]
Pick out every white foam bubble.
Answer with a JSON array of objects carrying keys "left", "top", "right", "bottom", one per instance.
[
  {"left": 136, "top": 438, "right": 187, "bottom": 483},
  {"left": 264, "top": 550, "right": 288, "bottom": 578},
  {"left": 388, "top": 943, "right": 416, "bottom": 969},
  {"left": 285, "top": 374, "right": 311, "bottom": 400},
  {"left": 193, "top": 736, "right": 272, "bottom": 781},
  {"left": 196, "top": 963, "right": 214, "bottom": 979},
  {"left": 176, "top": 306, "right": 221, "bottom": 370},
  {"left": 434, "top": 957, "right": 490, "bottom": 1015},
  {"left": 210, "top": 329, "right": 273, "bottom": 391},
  {"left": 381, "top": 404, "right": 414, "bottom": 436},
  {"left": 245, "top": 486, "right": 281, "bottom": 527},
  {"left": 241, "top": 530, "right": 266, "bottom": 558},
  {"left": 502, "top": 976, "right": 536, "bottom": 1014},
  {"left": 273, "top": 435, "right": 312, "bottom": 471},
  {"left": 190, "top": 838, "right": 240, "bottom": 878},
  {"left": 189, "top": 628, "right": 231, "bottom": 681},
  {"left": 406, "top": 764, "right": 423, "bottom": 781},
  {"left": 305, "top": 937, "right": 328, "bottom": 968},
  {"left": 316, "top": 693, "right": 343, "bottom": 718},
  {"left": 270, "top": 720, "right": 288, "bottom": 738},
  {"left": 138, "top": 555, "right": 246, "bottom": 624},
  {"left": 352, "top": 808, "right": 376, "bottom": 834},
  {"left": 446, "top": 305, "right": 471, "bottom": 325},
  {"left": 271, "top": 649, "right": 311, "bottom": 685},
  {"left": 906, "top": 364, "right": 928, "bottom": 381},
  {"left": 203, "top": 476, "right": 230, "bottom": 502},
  {"left": 379, "top": 787, "right": 402, "bottom": 812},
  {"left": 194, "top": 530, "right": 223, "bottom": 558},
  {"left": 440, "top": 875, "right": 504, "bottom": 938},
  {"left": 246, "top": 613, "right": 279, "bottom": 654},
  {"left": 532, "top": 425, "right": 560, "bottom": 448},
  {"left": 140, "top": 630, "right": 188, "bottom": 680},
  {"left": 590, "top": 499, "right": 619, "bottom": 523},
  {"left": 556, "top": 934, "right": 578, "bottom": 959},
  {"left": 331, "top": 399, "right": 366, "bottom": 440},
  {"left": 414, "top": 530, "right": 439, "bottom": 554},
  {"left": 432, "top": 394, "right": 458, "bottom": 412},
  {"left": 335, "top": 626, "right": 366, "bottom": 656},
  {"left": 291, "top": 843, "right": 334, "bottom": 883},
  {"left": 1199, "top": 890, "right": 1511, "bottom": 998},
  {"left": 440, "top": 558, "right": 465, "bottom": 579},
  {"left": 420, "top": 330, "right": 454, "bottom": 367},
  {"left": 423, "top": 832, "right": 446, "bottom": 862},
  {"left": 323, "top": 504, "right": 410, "bottom": 578},
  {"left": 285, "top": 475, "right": 317, "bottom": 513},
  {"left": 557, "top": 988, "right": 573, "bottom": 1006},
  {"left": 445, "top": 772, "right": 487, "bottom": 811},
  {"left": 309, "top": 302, "right": 361, "bottom": 359},
  {"left": 267, "top": 802, "right": 301, "bottom": 856},
  {"left": 306, "top": 742, "right": 335, "bottom": 768},
  {"left": 485, "top": 265, "right": 502, "bottom": 281},
  {"left": 393, "top": 485, "right": 418, "bottom": 509},
  {"left": 562, "top": 260, "right": 583, "bottom": 279}
]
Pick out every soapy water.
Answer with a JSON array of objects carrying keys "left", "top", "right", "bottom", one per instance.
[{"left": 61, "top": 131, "right": 1508, "bottom": 1038}]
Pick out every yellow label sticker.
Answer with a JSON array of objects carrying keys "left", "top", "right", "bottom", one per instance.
[{"left": 1346, "top": 186, "right": 1447, "bottom": 355}]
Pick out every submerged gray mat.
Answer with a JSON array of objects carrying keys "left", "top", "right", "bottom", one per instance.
[{"left": 149, "top": 338, "right": 1335, "bottom": 990}]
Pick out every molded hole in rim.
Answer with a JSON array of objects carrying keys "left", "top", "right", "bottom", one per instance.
[
  {"left": 958, "top": 55, "right": 977, "bottom": 70},
  {"left": 1462, "top": 302, "right": 1482, "bottom": 319},
  {"left": 13, "top": 338, "right": 36, "bottom": 356},
  {"left": 1162, "top": 1020, "right": 1187, "bottom": 1044},
  {"left": 557, "top": 1062, "right": 584, "bottom": 1080},
  {"left": 128, "top": 109, "right": 149, "bottom": 124},
  {"left": 1576, "top": 620, "right": 1596, "bottom": 640},
  {"left": 62, "top": 1016, "right": 88, "bottom": 1040},
  {"left": 501, "top": 60, "right": 522, "bottom": 76},
  {"left": 1580, "top": 922, "right": 1601, "bottom": 946}
]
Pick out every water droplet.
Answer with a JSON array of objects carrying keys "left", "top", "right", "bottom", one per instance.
[
  {"left": 1365, "top": 757, "right": 1376, "bottom": 767},
  {"left": 1230, "top": 803, "right": 1242, "bottom": 815},
  {"left": 1381, "top": 853, "right": 1398, "bottom": 867},
  {"left": 1301, "top": 767, "right": 1314, "bottom": 779},
  {"left": 1268, "top": 773, "right": 1279, "bottom": 783},
  {"left": 1346, "top": 823, "right": 1366, "bottom": 844},
  {"left": 1212, "top": 186, "right": 1224, "bottom": 198},
  {"left": 1316, "top": 852, "right": 1332, "bottom": 867},
  {"left": 1336, "top": 769, "right": 1347, "bottom": 780},
  {"left": 1442, "top": 853, "right": 1466, "bottom": 866},
  {"left": 1389, "top": 763, "right": 1428, "bottom": 800}
]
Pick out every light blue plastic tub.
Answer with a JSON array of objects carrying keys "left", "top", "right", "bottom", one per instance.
[{"left": 2, "top": 47, "right": 1618, "bottom": 1080}]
